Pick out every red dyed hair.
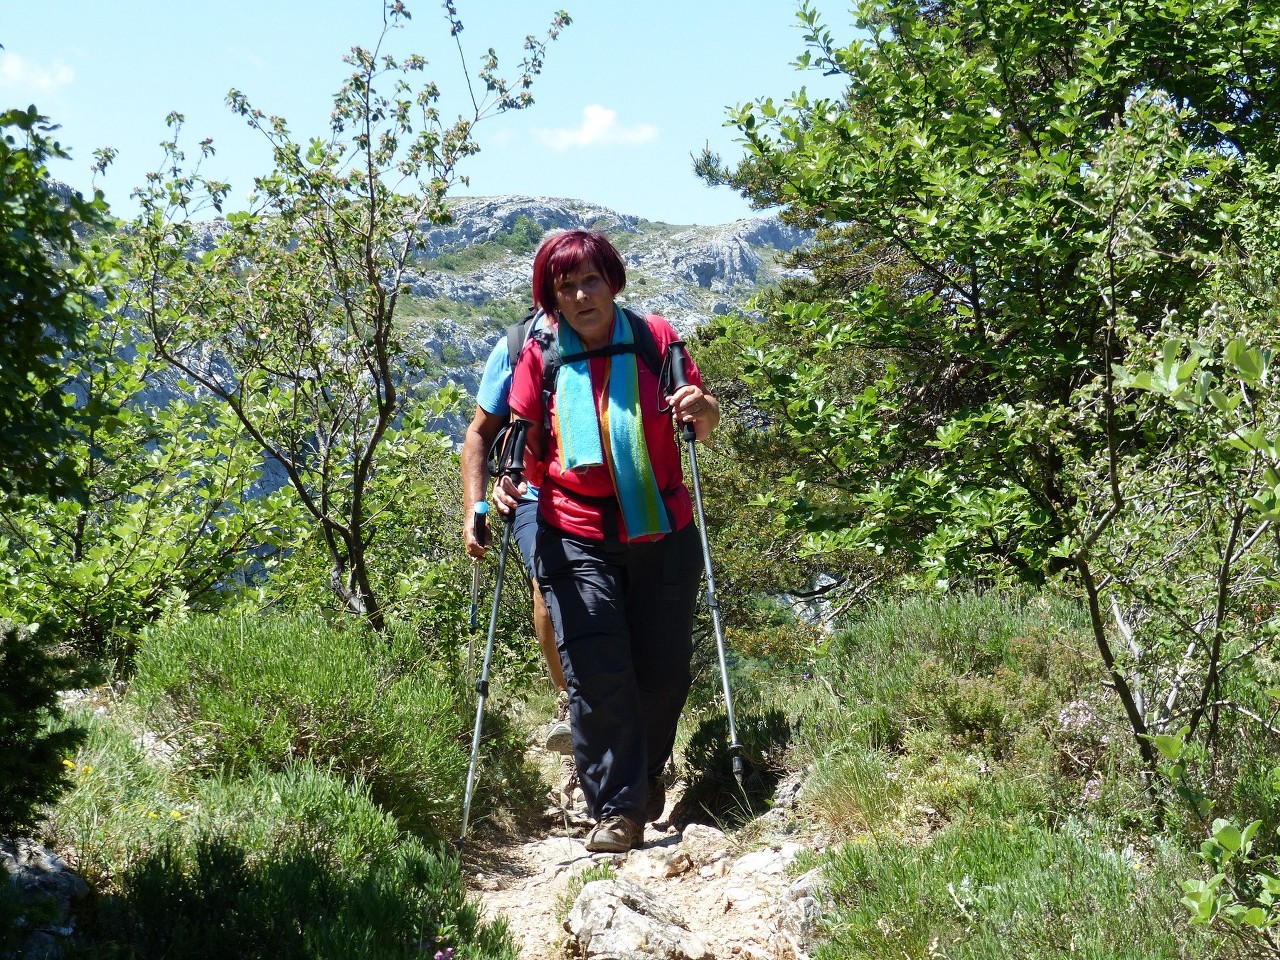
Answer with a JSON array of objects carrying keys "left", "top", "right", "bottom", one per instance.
[{"left": 531, "top": 230, "right": 627, "bottom": 316}]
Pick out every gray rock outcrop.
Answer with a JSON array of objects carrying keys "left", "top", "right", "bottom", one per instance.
[
  {"left": 86, "top": 194, "right": 811, "bottom": 442},
  {"left": 2, "top": 839, "right": 88, "bottom": 960},
  {"left": 416, "top": 196, "right": 640, "bottom": 256},
  {"left": 566, "top": 878, "right": 712, "bottom": 960},
  {"left": 406, "top": 195, "right": 809, "bottom": 330}
]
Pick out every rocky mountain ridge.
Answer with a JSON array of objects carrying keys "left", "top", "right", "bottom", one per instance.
[
  {"left": 401, "top": 196, "right": 807, "bottom": 406},
  {"left": 415, "top": 195, "right": 805, "bottom": 300},
  {"left": 54, "top": 179, "right": 807, "bottom": 434}
]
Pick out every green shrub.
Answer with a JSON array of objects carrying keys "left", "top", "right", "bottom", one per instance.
[
  {"left": 1225, "top": 750, "right": 1280, "bottom": 860},
  {"left": 938, "top": 672, "right": 1011, "bottom": 750},
  {"left": 814, "top": 817, "right": 1222, "bottom": 959},
  {"left": 830, "top": 592, "right": 1090, "bottom": 680},
  {"left": 83, "top": 835, "right": 514, "bottom": 960},
  {"left": 49, "top": 713, "right": 409, "bottom": 883},
  {"left": 0, "top": 620, "right": 91, "bottom": 836},
  {"left": 894, "top": 731, "right": 1058, "bottom": 826},
  {"left": 48, "top": 711, "right": 515, "bottom": 959},
  {"left": 42, "top": 713, "right": 186, "bottom": 885},
  {"left": 500, "top": 215, "right": 544, "bottom": 254},
  {"left": 677, "top": 708, "right": 791, "bottom": 826},
  {"left": 804, "top": 745, "right": 903, "bottom": 837},
  {"left": 261, "top": 419, "right": 546, "bottom": 698},
  {"left": 801, "top": 592, "right": 1102, "bottom": 835},
  {"left": 130, "top": 614, "right": 469, "bottom": 837}
]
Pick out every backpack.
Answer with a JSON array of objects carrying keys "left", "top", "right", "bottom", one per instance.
[{"left": 504, "top": 306, "right": 667, "bottom": 430}]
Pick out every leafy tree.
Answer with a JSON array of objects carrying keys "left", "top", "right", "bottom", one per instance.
[
  {"left": 682, "top": 319, "right": 891, "bottom": 668},
  {"left": 0, "top": 104, "right": 108, "bottom": 834},
  {"left": 1, "top": 105, "right": 109, "bottom": 502},
  {"left": 701, "top": 0, "right": 1280, "bottom": 785},
  {"left": 1090, "top": 161, "right": 1280, "bottom": 773},
  {"left": 124, "top": 3, "right": 569, "bottom": 630},
  {"left": 0, "top": 313, "right": 304, "bottom": 669},
  {"left": 502, "top": 214, "right": 546, "bottom": 254},
  {"left": 260, "top": 394, "right": 546, "bottom": 692}
]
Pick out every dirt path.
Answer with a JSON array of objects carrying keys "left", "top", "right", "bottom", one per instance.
[{"left": 461, "top": 764, "right": 826, "bottom": 959}]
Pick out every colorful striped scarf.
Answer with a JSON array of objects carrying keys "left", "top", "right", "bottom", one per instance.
[{"left": 554, "top": 307, "right": 670, "bottom": 539}]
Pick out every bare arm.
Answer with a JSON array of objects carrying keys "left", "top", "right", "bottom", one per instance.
[{"left": 461, "top": 405, "right": 507, "bottom": 558}]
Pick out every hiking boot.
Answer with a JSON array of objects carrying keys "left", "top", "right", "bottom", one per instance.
[
  {"left": 552, "top": 754, "right": 579, "bottom": 809},
  {"left": 543, "top": 690, "right": 573, "bottom": 755},
  {"left": 645, "top": 776, "right": 666, "bottom": 823},
  {"left": 585, "top": 815, "right": 643, "bottom": 853}
]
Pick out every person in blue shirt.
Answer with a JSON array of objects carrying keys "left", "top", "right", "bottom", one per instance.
[{"left": 461, "top": 313, "right": 575, "bottom": 795}]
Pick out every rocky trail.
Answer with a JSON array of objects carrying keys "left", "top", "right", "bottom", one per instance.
[
  {"left": 4, "top": 689, "right": 831, "bottom": 960},
  {"left": 461, "top": 761, "right": 828, "bottom": 960}
]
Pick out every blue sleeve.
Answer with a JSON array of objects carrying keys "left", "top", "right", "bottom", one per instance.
[{"left": 476, "top": 337, "right": 513, "bottom": 416}]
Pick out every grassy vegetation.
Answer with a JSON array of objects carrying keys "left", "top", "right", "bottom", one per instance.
[
  {"left": 45, "top": 713, "right": 516, "bottom": 958},
  {"left": 86, "top": 834, "right": 515, "bottom": 960},
  {"left": 35, "top": 614, "right": 539, "bottom": 958},
  {"left": 672, "top": 590, "right": 1238, "bottom": 958},
  {"left": 129, "top": 614, "right": 468, "bottom": 837},
  {"left": 18, "top": 528, "right": 1254, "bottom": 959},
  {"left": 11, "top": 2, "right": 1272, "bottom": 955},
  {"left": 813, "top": 818, "right": 1210, "bottom": 959},
  {"left": 23, "top": 573, "right": 1255, "bottom": 957},
  {"left": 396, "top": 294, "right": 532, "bottom": 338}
]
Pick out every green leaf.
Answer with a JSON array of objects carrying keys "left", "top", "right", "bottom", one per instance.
[
  {"left": 1241, "top": 906, "right": 1269, "bottom": 928},
  {"left": 1226, "top": 338, "right": 1264, "bottom": 384},
  {"left": 1152, "top": 733, "right": 1186, "bottom": 761},
  {"left": 1212, "top": 820, "right": 1243, "bottom": 856}
]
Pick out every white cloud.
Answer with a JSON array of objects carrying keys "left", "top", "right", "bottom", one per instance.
[
  {"left": 0, "top": 51, "right": 75, "bottom": 98},
  {"left": 531, "top": 104, "right": 658, "bottom": 151}
]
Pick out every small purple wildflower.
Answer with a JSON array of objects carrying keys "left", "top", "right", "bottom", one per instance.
[{"left": 1057, "top": 699, "right": 1096, "bottom": 734}]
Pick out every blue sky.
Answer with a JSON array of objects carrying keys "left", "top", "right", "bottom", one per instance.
[{"left": 1, "top": 1, "right": 846, "bottom": 225}]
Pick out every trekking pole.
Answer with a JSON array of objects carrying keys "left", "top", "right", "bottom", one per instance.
[
  {"left": 458, "top": 421, "right": 529, "bottom": 843},
  {"left": 666, "top": 343, "right": 746, "bottom": 790},
  {"left": 466, "top": 501, "right": 488, "bottom": 680}
]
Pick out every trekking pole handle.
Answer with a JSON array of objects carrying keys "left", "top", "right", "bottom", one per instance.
[
  {"left": 667, "top": 340, "right": 690, "bottom": 390},
  {"left": 502, "top": 420, "right": 530, "bottom": 484},
  {"left": 472, "top": 500, "right": 489, "bottom": 548},
  {"left": 665, "top": 342, "right": 697, "bottom": 442},
  {"left": 492, "top": 420, "right": 531, "bottom": 525}
]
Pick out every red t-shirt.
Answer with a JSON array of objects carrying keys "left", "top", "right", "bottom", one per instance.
[{"left": 508, "top": 312, "right": 703, "bottom": 542}]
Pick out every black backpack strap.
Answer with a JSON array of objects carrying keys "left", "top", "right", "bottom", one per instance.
[
  {"left": 555, "top": 308, "right": 663, "bottom": 368},
  {"left": 621, "top": 307, "right": 678, "bottom": 415},
  {"left": 620, "top": 306, "right": 663, "bottom": 377},
  {"left": 530, "top": 327, "right": 560, "bottom": 433},
  {"left": 506, "top": 308, "right": 542, "bottom": 368}
]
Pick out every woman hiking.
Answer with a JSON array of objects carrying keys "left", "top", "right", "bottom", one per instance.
[{"left": 493, "top": 229, "right": 720, "bottom": 852}]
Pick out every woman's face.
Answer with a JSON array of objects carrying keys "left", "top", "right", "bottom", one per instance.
[{"left": 553, "top": 260, "right": 615, "bottom": 345}]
